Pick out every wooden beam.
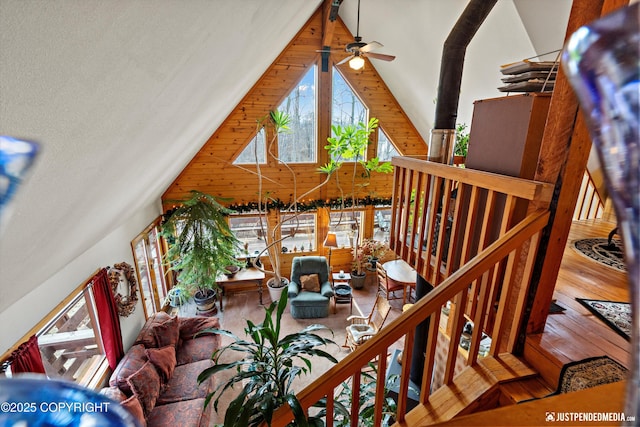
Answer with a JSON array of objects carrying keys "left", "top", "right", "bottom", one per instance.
[
  {"left": 321, "top": 0, "right": 342, "bottom": 48},
  {"left": 523, "top": 0, "right": 629, "bottom": 337}
]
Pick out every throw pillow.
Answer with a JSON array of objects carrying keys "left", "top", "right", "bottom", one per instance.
[
  {"left": 121, "top": 395, "right": 147, "bottom": 427},
  {"left": 145, "top": 346, "right": 176, "bottom": 383},
  {"left": 300, "top": 274, "right": 321, "bottom": 292},
  {"left": 126, "top": 361, "right": 161, "bottom": 417},
  {"left": 154, "top": 315, "right": 180, "bottom": 349}
]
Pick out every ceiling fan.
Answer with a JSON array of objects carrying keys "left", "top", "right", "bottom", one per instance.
[{"left": 323, "top": 0, "right": 396, "bottom": 70}]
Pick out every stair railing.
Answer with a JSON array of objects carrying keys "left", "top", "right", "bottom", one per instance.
[{"left": 269, "top": 158, "right": 553, "bottom": 427}]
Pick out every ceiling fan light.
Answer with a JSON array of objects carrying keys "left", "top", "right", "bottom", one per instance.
[{"left": 349, "top": 55, "right": 365, "bottom": 70}]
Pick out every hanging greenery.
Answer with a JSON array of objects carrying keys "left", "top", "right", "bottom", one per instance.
[{"left": 225, "top": 195, "right": 392, "bottom": 214}]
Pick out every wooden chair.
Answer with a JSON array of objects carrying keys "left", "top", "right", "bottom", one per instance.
[
  {"left": 344, "top": 295, "right": 392, "bottom": 351},
  {"left": 376, "top": 263, "right": 406, "bottom": 304}
]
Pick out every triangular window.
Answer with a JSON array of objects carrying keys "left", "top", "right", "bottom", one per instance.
[
  {"left": 377, "top": 127, "right": 400, "bottom": 161},
  {"left": 277, "top": 65, "right": 317, "bottom": 163},
  {"left": 233, "top": 128, "right": 266, "bottom": 164}
]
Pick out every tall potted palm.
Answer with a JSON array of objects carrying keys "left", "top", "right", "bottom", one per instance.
[
  {"left": 197, "top": 292, "right": 338, "bottom": 426},
  {"left": 161, "top": 190, "right": 241, "bottom": 315}
]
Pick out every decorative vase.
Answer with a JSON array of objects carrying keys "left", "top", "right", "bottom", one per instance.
[
  {"left": 562, "top": 4, "right": 639, "bottom": 421},
  {"left": 368, "top": 257, "right": 379, "bottom": 271}
]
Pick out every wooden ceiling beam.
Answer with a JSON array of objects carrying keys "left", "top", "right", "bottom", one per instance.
[{"left": 320, "top": 0, "right": 343, "bottom": 72}]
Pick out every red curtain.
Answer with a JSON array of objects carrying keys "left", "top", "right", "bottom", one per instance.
[
  {"left": 10, "top": 334, "right": 46, "bottom": 375},
  {"left": 93, "top": 268, "right": 124, "bottom": 370}
]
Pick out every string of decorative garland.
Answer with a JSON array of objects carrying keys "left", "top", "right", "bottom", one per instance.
[
  {"left": 226, "top": 196, "right": 392, "bottom": 214},
  {"left": 108, "top": 262, "right": 138, "bottom": 317}
]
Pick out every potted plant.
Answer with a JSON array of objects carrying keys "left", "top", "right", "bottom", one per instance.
[
  {"left": 320, "top": 118, "right": 393, "bottom": 289},
  {"left": 164, "top": 286, "right": 189, "bottom": 308},
  {"left": 197, "top": 291, "right": 338, "bottom": 427},
  {"left": 453, "top": 122, "right": 469, "bottom": 166},
  {"left": 361, "top": 238, "right": 388, "bottom": 270},
  {"left": 252, "top": 111, "right": 333, "bottom": 302},
  {"left": 161, "top": 190, "right": 241, "bottom": 315}
]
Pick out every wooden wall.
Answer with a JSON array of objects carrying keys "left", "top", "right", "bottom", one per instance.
[
  {"left": 162, "top": 6, "right": 426, "bottom": 206},
  {"left": 161, "top": 5, "right": 427, "bottom": 276}
]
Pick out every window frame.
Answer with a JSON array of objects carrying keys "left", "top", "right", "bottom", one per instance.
[{"left": 131, "top": 218, "right": 172, "bottom": 319}]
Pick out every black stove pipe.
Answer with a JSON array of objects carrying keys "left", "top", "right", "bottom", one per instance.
[{"left": 411, "top": 0, "right": 497, "bottom": 388}]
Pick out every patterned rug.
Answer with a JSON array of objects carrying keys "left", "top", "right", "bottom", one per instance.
[
  {"left": 552, "top": 355, "right": 628, "bottom": 395},
  {"left": 576, "top": 298, "right": 631, "bottom": 341},
  {"left": 572, "top": 238, "right": 626, "bottom": 272}
]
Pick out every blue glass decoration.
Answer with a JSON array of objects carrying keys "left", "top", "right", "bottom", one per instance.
[
  {"left": 562, "top": 3, "right": 639, "bottom": 421},
  {"left": 0, "top": 136, "right": 39, "bottom": 231},
  {"left": 0, "top": 375, "right": 140, "bottom": 426}
]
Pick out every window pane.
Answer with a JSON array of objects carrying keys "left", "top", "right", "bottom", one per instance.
[
  {"left": 38, "top": 292, "right": 104, "bottom": 385},
  {"left": 377, "top": 128, "right": 400, "bottom": 161},
  {"left": 229, "top": 215, "right": 268, "bottom": 256},
  {"left": 234, "top": 128, "right": 266, "bottom": 164},
  {"left": 374, "top": 208, "right": 392, "bottom": 243},
  {"left": 278, "top": 65, "right": 317, "bottom": 163},
  {"left": 280, "top": 213, "right": 316, "bottom": 253},
  {"left": 330, "top": 210, "right": 364, "bottom": 248},
  {"left": 134, "top": 239, "right": 157, "bottom": 316},
  {"left": 148, "top": 229, "right": 167, "bottom": 303},
  {"left": 332, "top": 68, "right": 367, "bottom": 128}
]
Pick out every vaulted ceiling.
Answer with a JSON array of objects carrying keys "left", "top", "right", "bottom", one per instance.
[{"left": 0, "top": 0, "right": 571, "bottom": 314}]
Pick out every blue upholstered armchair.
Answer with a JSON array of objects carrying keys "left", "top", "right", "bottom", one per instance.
[{"left": 288, "top": 256, "right": 334, "bottom": 318}]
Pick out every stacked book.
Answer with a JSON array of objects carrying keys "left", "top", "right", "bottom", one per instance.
[{"left": 498, "top": 60, "right": 558, "bottom": 93}]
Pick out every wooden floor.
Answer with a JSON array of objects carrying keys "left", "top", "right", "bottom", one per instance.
[{"left": 524, "top": 217, "right": 631, "bottom": 388}]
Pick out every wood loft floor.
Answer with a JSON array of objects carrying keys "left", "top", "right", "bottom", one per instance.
[{"left": 524, "top": 217, "right": 631, "bottom": 389}]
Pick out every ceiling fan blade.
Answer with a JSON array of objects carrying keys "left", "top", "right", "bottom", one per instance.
[
  {"left": 336, "top": 54, "right": 354, "bottom": 65},
  {"left": 360, "top": 41, "right": 383, "bottom": 53},
  {"left": 366, "top": 52, "right": 396, "bottom": 62}
]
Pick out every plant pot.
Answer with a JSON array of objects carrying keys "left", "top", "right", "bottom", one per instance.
[
  {"left": 351, "top": 272, "right": 366, "bottom": 289},
  {"left": 267, "top": 277, "right": 289, "bottom": 303},
  {"left": 193, "top": 288, "right": 218, "bottom": 316}
]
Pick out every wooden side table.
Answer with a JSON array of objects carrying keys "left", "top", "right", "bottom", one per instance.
[
  {"left": 216, "top": 267, "right": 265, "bottom": 312},
  {"left": 332, "top": 272, "right": 353, "bottom": 314}
]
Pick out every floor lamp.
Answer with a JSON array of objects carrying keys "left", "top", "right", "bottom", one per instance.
[{"left": 323, "top": 232, "right": 338, "bottom": 271}]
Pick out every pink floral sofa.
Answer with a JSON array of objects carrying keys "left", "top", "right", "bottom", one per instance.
[{"left": 100, "top": 312, "right": 220, "bottom": 427}]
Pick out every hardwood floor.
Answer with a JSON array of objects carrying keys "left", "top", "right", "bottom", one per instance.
[{"left": 524, "top": 218, "right": 631, "bottom": 388}]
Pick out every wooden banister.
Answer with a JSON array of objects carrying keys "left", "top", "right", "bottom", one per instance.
[
  {"left": 270, "top": 210, "right": 549, "bottom": 426},
  {"left": 268, "top": 159, "right": 553, "bottom": 426}
]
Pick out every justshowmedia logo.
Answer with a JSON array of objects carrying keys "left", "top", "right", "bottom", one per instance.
[{"left": 546, "top": 412, "right": 556, "bottom": 422}]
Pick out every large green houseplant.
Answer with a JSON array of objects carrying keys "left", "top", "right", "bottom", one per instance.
[
  {"left": 197, "top": 291, "right": 338, "bottom": 427},
  {"left": 320, "top": 117, "right": 393, "bottom": 288},
  {"left": 161, "top": 190, "right": 241, "bottom": 315}
]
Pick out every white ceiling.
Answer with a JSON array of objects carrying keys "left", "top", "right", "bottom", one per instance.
[{"left": 0, "top": 0, "right": 571, "bottom": 314}]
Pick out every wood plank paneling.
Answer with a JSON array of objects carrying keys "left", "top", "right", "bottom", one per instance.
[{"left": 162, "top": 5, "right": 426, "bottom": 208}]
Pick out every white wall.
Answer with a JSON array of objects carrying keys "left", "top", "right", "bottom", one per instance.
[{"left": 0, "top": 200, "right": 161, "bottom": 356}]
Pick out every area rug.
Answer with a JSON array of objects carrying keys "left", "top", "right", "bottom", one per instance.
[
  {"left": 551, "top": 355, "right": 628, "bottom": 395},
  {"left": 576, "top": 298, "right": 631, "bottom": 341},
  {"left": 572, "top": 238, "right": 626, "bottom": 272}
]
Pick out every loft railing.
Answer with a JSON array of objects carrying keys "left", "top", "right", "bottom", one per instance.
[
  {"left": 573, "top": 169, "right": 605, "bottom": 220},
  {"left": 270, "top": 158, "right": 553, "bottom": 427}
]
